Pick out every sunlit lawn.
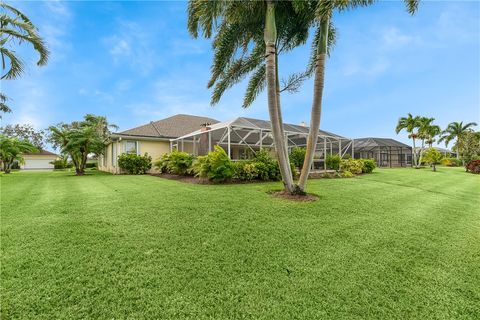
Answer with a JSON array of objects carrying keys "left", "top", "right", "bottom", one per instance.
[{"left": 1, "top": 167, "right": 479, "bottom": 319}]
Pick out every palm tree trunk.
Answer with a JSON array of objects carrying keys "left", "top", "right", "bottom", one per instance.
[
  {"left": 412, "top": 137, "right": 417, "bottom": 167},
  {"left": 456, "top": 146, "right": 460, "bottom": 159},
  {"left": 275, "top": 54, "right": 294, "bottom": 181},
  {"left": 298, "top": 16, "right": 329, "bottom": 191},
  {"left": 417, "top": 139, "right": 425, "bottom": 167},
  {"left": 264, "top": 0, "right": 295, "bottom": 194}
]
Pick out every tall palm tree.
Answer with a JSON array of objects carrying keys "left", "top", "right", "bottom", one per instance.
[
  {"left": 396, "top": 113, "right": 421, "bottom": 167},
  {"left": 298, "top": 0, "right": 419, "bottom": 189},
  {"left": 1, "top": 2, "right": 49, "bottom": 79},
  {"left": 439, "top": 121, "right": 478, "bottom": 159},
  {"left": 425, "top": 124, "right": 441, "bottom": 148},
  {"left": 188, "top": 0, "right": 316, "bottom": 193},
  {"left": 416, "top": 116, "right": 434, "bottom": 166}
]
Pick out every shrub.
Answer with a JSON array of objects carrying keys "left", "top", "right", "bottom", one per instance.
[
  {"left": 441, "top": 157, "right": 462, "bottom": 167},
  {"left": 359, "top": 158, "right": 376, "bottom": 173},
  {"left": 340, "top": 171, "right": 354, "bottom": 178},
  {"left": 340, "top": 158, "right": 363, "bottom": 175},
  {"left": 253, "top": 149, "right": 281, "bottom": 181},
  {"left": 326, "top": 154, "right": 341, "bottom": 171},
  {"left": 193, "top": 146, "right": 234, "bottom": 182},
  {"left": 118, "top": 153, "right": 152, "bottom": 174},
  {"left": 154, "top": 151, "right": 194, "bottom": 175},
  {"left": 233, "top": 161, "right": 258, "bottom": 181},
  {"left": 289, "top": 147, "right": 306, "bottom": 169},
  {"left": 466, "top": 159, "right": 480, "bottom": 174},
  {"left": 51, "top": 159, "right": 68, "bottom": 169},
  {"left": 86, "top": 162, "right": 97, "bottom": 169}
]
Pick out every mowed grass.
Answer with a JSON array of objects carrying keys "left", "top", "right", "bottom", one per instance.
[{"left": 1, "top": 167, "right": 479, "bottom": 319}]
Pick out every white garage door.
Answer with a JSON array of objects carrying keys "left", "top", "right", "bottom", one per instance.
[{"left": 23, "top": 159, "right": 54, "bottom": 170}]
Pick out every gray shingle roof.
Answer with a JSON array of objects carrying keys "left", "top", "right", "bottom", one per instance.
[
  {"left": 118, "top": 114, "right": 220, "bottom": 139},
  {"left": 353, "top": 137, "right": 411, "bottom": 149}
]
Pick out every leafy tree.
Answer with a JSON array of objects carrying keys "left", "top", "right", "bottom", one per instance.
[
  {"left": 48, "top": 115, "right": 116, "bottom": 176},
  {"left": 439, "top": 121, "right": 478, "bottom": 159},
  {"left": 396, "top": 113, "right": 421, "bottom": 167},
  {"left": 1, "top": 123, "right": 45, "bottom": 149},
  {"left": 453, "top": 131, "right": 480, "bottom": 165},
  {"left": 422, "top": 147, "right": 443, "bottom": 172},
  {"left": 0, "top": 135, "right": 37, "bottom": 173}
]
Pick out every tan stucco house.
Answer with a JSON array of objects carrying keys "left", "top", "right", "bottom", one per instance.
[
  {"left": 99, "top": 114, "right": 219, "bottom": 174},
  {"left": 21, "top": 150, "right": 58, "bottom": 170}
]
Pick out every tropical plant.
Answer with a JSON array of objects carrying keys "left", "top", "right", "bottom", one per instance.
[
  {"left": 297, "top": 0, "right": 419, "bottom": 190},
  {"left": 193, "top": 145, "right": 234, "bottom": 182},
  {"left": 154, "top": 150, "right": 194, "bottom": 175},
  {"left": 325, "top": 154, "right": 341, "bottom": 171},
  {"left": 48, "top": 115, "right": 116, "bottom": 176},
  {"left": 118, "top": 153, "right": 152, "bottom": 175},
  {"left": 340, "top": 158, "right": 363, "bottom": 175},
  {"left": 0, "top": 92, "right": 11, "bottom": 116},
  {"left": 187, "top": 0, "right": 319, "bottom": 194},
  {"left": 359, "top": 158, "right": 376, "bottom": 173},
  {"left": 0, "top": 135, "right": 38, "bottom": 173},
  {"left": 289, "top": 147, "right": 306, "bottom": 170},
  {"left": 0, "top": 2, "right": 49, "bottom": 80},
  {"left": 440, "top": 157, "right": 462, "bottom": 167},
  {"left": 453, "top": 131, "right": 480, "bottom": 164},
  {"left": 466, "top": 159, "right": 480, "bottom": 174},
  {"left": 422, "top": 148, "right": 443, "bottom": 172},
  {"left": 439, "top": 121, "right": 478, "bottom": 159},
  {"left": 396, "top": 113, "right": 421, "bottom": 167}
]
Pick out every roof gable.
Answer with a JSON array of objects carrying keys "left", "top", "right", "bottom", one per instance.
[{"left": 118, "top": 114, "right": 220, "bottom": 139}]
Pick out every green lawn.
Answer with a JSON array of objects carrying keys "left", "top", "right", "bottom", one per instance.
[{"left": 1, "top": 168, "right": 479, "bottom": 319}]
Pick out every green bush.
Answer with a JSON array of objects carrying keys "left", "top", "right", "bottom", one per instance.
[
  {"left": 118, "top": 153, "right": 152, "bottom": 174},
  {"left": 154, "top": 151, "right": 194, "bottom": 175},
  {"left": 326, "top": 154, "right": 341, "bottom": 171},
  {"left": 289, "top": 147, "right": 306, "bottom": 169},
  {"left": 51, "top": 159, "right": 68, "bottom": 169},
  {"left": 340, "top": 158, "right": 363, "bottom": 175},
  {"left": 359, "top": 158, "right": 376, "bottom": 173},
  {"left": 85, "top": 162, "right": 97, "bottom": 169},
  {"left": 340, "top": 171, "right": 354, "bottom": 178},
  {"left": 253, "top": 149, "right": 282, "bottom": 181},
  {"left": 193, "top": 146, "right": 234, "bottom": 182},
  {"left": 441, "top": 157, "right": 462, "bottom": 167},
  {"left": 233, "top": 161, "right": 258, "bottom": 181}
]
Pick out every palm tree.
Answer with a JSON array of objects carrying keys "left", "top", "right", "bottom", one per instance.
[
  {"left": 416, "top": 116, "right": 434, "bottom": 166},
  {"left": 425, "top": 124, "right": 441, "bottom": 148},
  {"left": 0, "top": 135, "right": 38, "bottom": 173},
  {"left": 298, "top": 0, "right": 419, "bottom": 189},
  {"left": 396, "top": 113, "right": 421, "bottom": 167},
  {"left": 0, "top": 2, "right": 49, "bottom": 79},
  {"left": 439, "top": 121, "right": 478, "bottom": 159},
  {"left": 188, "top": 0, "right": 316, "bottom": 193},
  {"left": 0, "top": 92, "right": 11, "bottom": 117}
]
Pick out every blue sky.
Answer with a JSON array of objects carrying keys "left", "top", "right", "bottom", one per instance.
[{"left": 2, "top": 0, "right": 479, "bottom": 147}]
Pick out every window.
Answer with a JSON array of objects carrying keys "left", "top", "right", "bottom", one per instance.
[{"left": 124, "top": 140, "right": 137, "bottom": 154}]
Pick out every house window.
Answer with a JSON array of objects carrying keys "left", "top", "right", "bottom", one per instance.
[{"left": 124, "top": 140, "right": 137, "bottom": 154}]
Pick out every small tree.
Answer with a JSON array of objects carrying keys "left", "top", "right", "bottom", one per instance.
[
  {"left": 422, "top": 148, "right": 443, "bottom": 172},
  {"left": 0, "top": 135, "right": 38, "bottom": 173},
  {"left": 1, "top": 123, "right": 45, "bottom": 149}
]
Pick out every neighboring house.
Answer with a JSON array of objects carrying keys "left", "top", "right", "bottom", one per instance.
[
  {"left": 414, "top": 146, "right": 456, "bottom": 158},
  {"left": 21, "top": 150, "right": 58, "bottom": 170},
  {"left": 352, "top": 138, "right": 412, "bottom": 167},
  {"left": 99, "top": 114, "right": 219, "bottom": 173}
]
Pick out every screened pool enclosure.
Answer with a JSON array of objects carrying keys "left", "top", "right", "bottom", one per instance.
[{"left": 170, "top": 117, "right": 353, "bottom": 171}]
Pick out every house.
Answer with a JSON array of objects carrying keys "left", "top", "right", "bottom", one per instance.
[
  {"left": 99, "top": 114, "right": 219, "bottom": 173},
  {"left": 351, "top": 137, "right": 412, "bottom": 167},
  {"left": 99, "top": 114, "right": 353, "bottom": 173},
  {"left": 21, "top": 150, "right": 58, "bottom": 170}
]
